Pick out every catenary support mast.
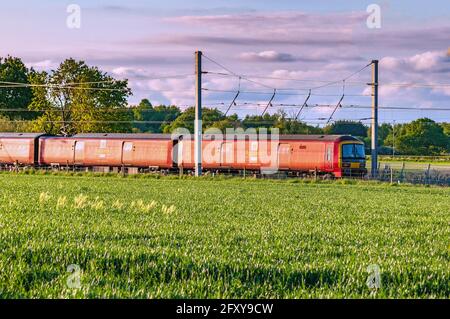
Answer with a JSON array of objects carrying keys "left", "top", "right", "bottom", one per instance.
[
  {"left": 371, "top": 60, "right": 379, "bottom": 178},
  {"left": 195, "top": 51, "right": 203, "bottom": 177}
]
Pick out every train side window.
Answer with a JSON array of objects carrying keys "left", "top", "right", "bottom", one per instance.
[
  {"left": 75, "top": 142, "right": 84, "bottom": 151},
  {"left": 123, "top": 142, "right": 133, "bottom": 152},
  {"left": 326, "top": 147, "right": 332, "bottom": 161}
]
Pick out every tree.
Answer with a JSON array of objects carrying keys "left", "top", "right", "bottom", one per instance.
[
  {"left": 132, "top": 99, "right": 181, "bottom": 133},
  {"left": 132, "top": 99, "right": 153, "bottom": 133},
  {"left": 0, "top": 115, "right": 32, "bottom": 132},
  {"left": 163, "top": 109, "right": 324, "bottom": 135},
  {"left": 162, "top": 107, "right": 227, "bottom": 133},
  {"left": 384, "top": 118, "right": 449, "bottom": 155},
  {"left": 0, "top": 56, "right": 34, "bottom": 120},
  {"left": 378, "top": 123, "right": 392, "bottom": 146},
  {"left": 242, "top": 113, "right": 279, "bottom": 132},
  {"left": 323, "top": 120, "right": 368, "bottom": 137},
  {"left": 29, "top": 58, "right": 132, "bottom": 135},
  {"left": 208, "top": 113, "right": 243, "bottom": 132},
  {"left": 273, "top": 113, "right": 323, "bottom": 134},
  {"left": 441, "top": 122, "right": 450, "bottom": 136},
  {"left": 364, "top": 123, "right": 394, "bottom": 154}
]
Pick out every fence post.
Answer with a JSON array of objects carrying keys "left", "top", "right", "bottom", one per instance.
[
  {"left": 399, "top": 162, "right": 405, "bottom": 183},
  {"left": 426, "top": 163, "right": 431, "bottom": 185},
  {"left": 390, "top": 167, "right": 393, "bottom": 184},
  {"left": 377, "top": 162, "right": 381, "bottom": 180}
]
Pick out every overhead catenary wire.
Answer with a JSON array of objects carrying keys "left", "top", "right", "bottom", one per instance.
[
  {"left": 2, "top": 119, "right": 448, "bottom": 126},
  {"left": 0, "top": 84, "right": 129, "bottom": 92},
  {"left": 261, "top": 89, "right": 277, "bottom": 116},
  {"left": 309, "top": 63, "right": 373, "bottom": 91},
  {"left": 205, "top": 60, "right": 372, "bottom": 92},
  {"left": 203, "top": 71, "right": 368, "bottom": 85},
  {"left": 1, "top": 85, "right": 194, "bottom": 94},
  {"left": 326, "top": 80, "right": 346, "bottom": 124},
  {"left": 0, "top": 80, "right": 116, "bottom": 86},
  {"left": 294, "top": 90, "right": 312, "bottom": 121},
  {"left": 0, "top": 73, "right": 195, "bottom": 92},
  {"left": 2, "top": 104, "right": 450, "bottom": 113},
  {"left": 202, "top": 54, "right": 275, "bottom": 90},
  {"left": 327, "top": 94, "right": 345, "bottom": 124},
  {"left": 203, "top": 71, "right": 450, "bottom": 88},
  {"left": 2, "top": 53, "right": 449, "bottom": 127},
  {"left": 378, "top": 82, "right": 450, "bottom": 88},
  {"left": 201, "top": 56, "right": 374, "bottom": 117},
  {"left": 224, "top": 77, "right": 241, "bottom": 117},
  {"left": 202, "top": 88, "right": 370, "bottom": 97},
  {"left": 0, "top": 74, "right": 194, "bottom": 85}
]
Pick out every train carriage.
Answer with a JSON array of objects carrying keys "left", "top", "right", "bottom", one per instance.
[
  {"left": 0, "top": 133, "right": 45, "bottom": 166},
  {"left": 39, "top": 134, "right": 174, "bottom": 169},
  {"left": 174, "top": 134, "right": 366, "bottom": 177}
]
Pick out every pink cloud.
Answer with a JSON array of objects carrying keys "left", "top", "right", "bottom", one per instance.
[
  {"left": 409, "top": 51, "right": 445, "bottom": 71},
  {"left": 239, "top": 51, "right": 298, "bottom": 63},
  {"left": 24, "top": 59, "right": 57, "bottom": 70},
  {"left": 381, "top": 50, "right": 449, "bottom": 72}
]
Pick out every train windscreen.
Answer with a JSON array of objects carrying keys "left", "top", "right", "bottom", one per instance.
[{"left": 342, "top": 144, "right": 365, "bottom": 159}]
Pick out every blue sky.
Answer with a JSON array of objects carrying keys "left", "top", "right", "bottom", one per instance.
[{"left": 1, "top": 0, "right": 449, "bottom": 124}]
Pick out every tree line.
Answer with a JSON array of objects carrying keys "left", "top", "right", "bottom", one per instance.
[{"left": 1, "top": 56, "right": 449, "bottom": 156}]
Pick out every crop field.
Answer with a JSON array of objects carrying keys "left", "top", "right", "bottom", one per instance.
[{"left": 0, "top": 173, "right": 448, "bottom": 298}]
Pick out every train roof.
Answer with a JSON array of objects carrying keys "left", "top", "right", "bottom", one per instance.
[
  {"left": 205, "top": 134, "right": 362, "bottom": 142},
  {"left": 0, "top": 133, "right": 46, "bottom": 138},
  {"left": 72, "top": 133, "right": 360, "bottom": 142},
  {"left": 1, "top": 132, "right": 362, "bottom": 142},
  {"left": 72, "top": 133, "right": 174, "bottom": 140},
  {"left": 285, "top": 135, "right": 362, "bottom": 142}
]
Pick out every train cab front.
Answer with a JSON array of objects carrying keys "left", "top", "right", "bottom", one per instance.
[{"left": 340, "top": 142, "right": 367, "bottom": 177}]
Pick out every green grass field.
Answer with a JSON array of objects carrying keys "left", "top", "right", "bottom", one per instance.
[{"left": 0, "top": 174, "right": 448, "bottom": 298}]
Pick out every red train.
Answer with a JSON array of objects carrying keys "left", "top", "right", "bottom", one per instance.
[{"left": 0, "top": 132, "right": 367, "bottom": 177}]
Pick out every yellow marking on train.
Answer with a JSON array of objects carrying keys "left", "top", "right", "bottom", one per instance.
[
  {"left": 350, "top": 162, "right": 360, "bottom": 169},
  {"left": 96, "top": 149, "right": 110, "bottom": 155}
]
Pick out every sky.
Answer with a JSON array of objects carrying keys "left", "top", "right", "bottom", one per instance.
[{"left": 1, "top": 0, "right": 450, "bottom": 124}]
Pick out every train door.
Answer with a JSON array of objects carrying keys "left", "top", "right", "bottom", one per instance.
[
  {"left": 122, "top": 141, "right": 134, "bottom": 166},
  {"left": 220, "top": 142, "right": 233, "bottom": 167},
  {"left": 278, "top": 143, "right": 291, "bottom": 169},
  {"left": 325, "top": 144, "right": 333, "bottom": 170},
  {"left": 176, "top": 139, "right": 184, "bottom": 167},
  {"left": 248, "top": 140, "right": 258, "bottom": 165},
  {"left": 175, "top": 138, "right": 193, "bottom": 168},
  {"left": 73, "top": 141, "right": 85, "bottom": 165}
]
